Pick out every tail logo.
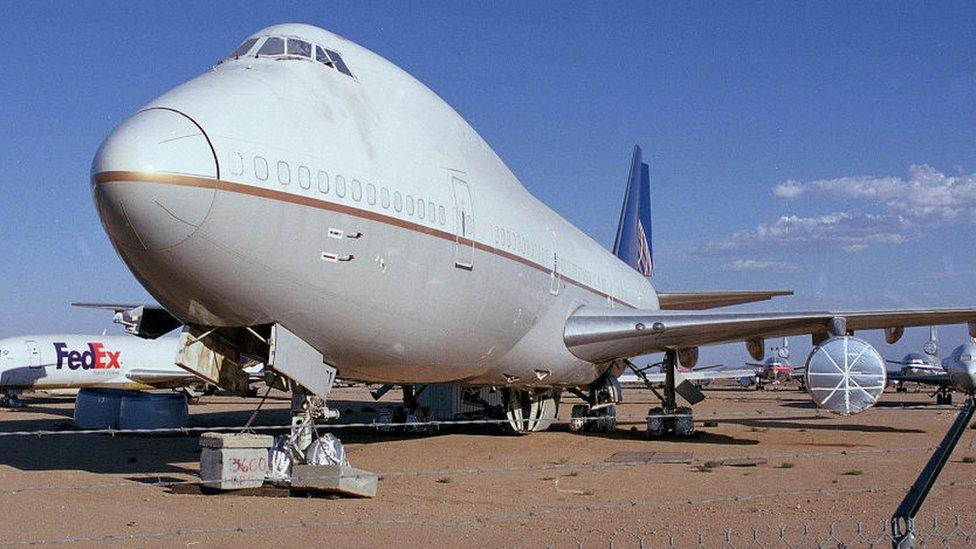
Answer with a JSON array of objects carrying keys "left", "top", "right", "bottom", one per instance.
[{"left": 636, "top": 219, "right": 653, "bottom": 277}]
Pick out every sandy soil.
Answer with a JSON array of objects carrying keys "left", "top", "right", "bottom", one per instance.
[{"left": 1, "top": 384, "right": 975, "bottom": 547}]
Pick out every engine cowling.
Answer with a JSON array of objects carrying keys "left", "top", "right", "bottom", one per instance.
[{"left": 805, "top": 336, "right": 887, "bottom": 415}]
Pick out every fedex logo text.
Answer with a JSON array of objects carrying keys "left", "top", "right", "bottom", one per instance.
[{"left": 54, "top": 343, "right": 121, "bottom": 370}]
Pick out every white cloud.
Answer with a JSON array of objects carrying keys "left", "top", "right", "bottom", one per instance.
[
  {"left": 701, "top": 211, "right": 912, "bottom": 254},
  {"left": 719, "top": 259, "right": 800, "bottom": 272},
  {"left": 772, "top": 164, "right": 976, "bottom": 223},
  {"left": 772, "top": 180, "right": 805, "bottom": 199},
  {"left": 702, "top": 164, "right": 973, "bottom": 259}
]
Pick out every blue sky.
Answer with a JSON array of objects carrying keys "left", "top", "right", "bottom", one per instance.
[{"left": 1, "top": 2, "right": 974, "bottom": 365}]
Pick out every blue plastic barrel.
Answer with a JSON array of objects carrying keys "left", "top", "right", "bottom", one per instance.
[
  {"left": 118, "top": 391, "right": 189, "bottom": 430},
  {"left": 74, "top": 388, "right": 139, "bottom": 429}
]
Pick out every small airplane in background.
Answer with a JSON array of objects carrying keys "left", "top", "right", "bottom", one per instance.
[
  {"left": 0, "top": 332, "right": 262, "bottom": 407},
  {"left": 740, "top": 338, "right": 806, "bottom": 390},
  {"left": 620, "top": 362, "right": 754, "bottom": 388},
  {"left": 887, "top": 326, "right": 944, "bottom": 387},
  {"left": 886, "top": 327, "right": 976, "bottom": 405}
]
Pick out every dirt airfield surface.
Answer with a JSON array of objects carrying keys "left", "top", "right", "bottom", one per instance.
[{"left": 2, "top": 385, "right": 975, "bottom": 547}]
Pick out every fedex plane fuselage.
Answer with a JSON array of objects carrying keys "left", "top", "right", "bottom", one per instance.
[
  {"left": 93, "top": 24, "right": 655, "bottom": 388},
  {"left": 0, "top": 335, "right": 189, "bottom": 391}
]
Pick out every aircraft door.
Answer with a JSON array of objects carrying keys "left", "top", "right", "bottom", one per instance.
[
  {"left": 25, "top": 340, "right": 41, "bottom": 368},
  {"left": 451, "top": 176, "right": 475, "bottom": 270}
]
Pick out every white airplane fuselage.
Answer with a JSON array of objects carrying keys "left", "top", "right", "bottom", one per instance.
[
  {"left": 92, "top": 24, "right": 656, "bottom": 388},
  {"left": 942, "top": 342, "right": 976, "bottom": 393},
  {"left": 0, "top": 335, "right": 188, "bottom": 391}
]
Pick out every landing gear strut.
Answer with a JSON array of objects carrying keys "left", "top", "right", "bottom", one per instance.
[
  {"left": 287, "top": 384, "right": 340, "bottom": 454},
  {"left": 892, "top": 393, "right": 975, "bottom": 547},
  {"left": 632, "top": 350, "right": 695, "bottom": 437}
]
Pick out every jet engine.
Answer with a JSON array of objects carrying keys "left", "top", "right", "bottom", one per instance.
[{"left": 805, "top": 336, "right": 886, "bottom": 415}]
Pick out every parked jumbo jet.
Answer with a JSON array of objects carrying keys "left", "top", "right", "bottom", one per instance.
[{"left": 89, "top": 23, "right": 976, "bottom": 435}]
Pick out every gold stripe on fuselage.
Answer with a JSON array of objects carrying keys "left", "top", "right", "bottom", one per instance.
[{"left": 94, "top": 170, "right": 634, "bottom": 307}]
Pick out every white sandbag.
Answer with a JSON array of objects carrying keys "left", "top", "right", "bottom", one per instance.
[{"left": 305, "top": 433, "right": 349, "bottom": 467}]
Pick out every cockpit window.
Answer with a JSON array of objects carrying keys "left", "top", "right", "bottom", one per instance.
[
  {"left": 229, "top": 38, "right": 258, "bottom": 58},
  {"left": 325, "top": 49, "right": 353, "bottom": 77},
  {"left": 287, "top": 39, "right": 312, "bottom": 58},
  {"left": 226, "top": 35, "right": 355, "bottom": 79},
  {"left": 315, "top": 46, "right": 332, "bottom": 65},
  {"left": 257, "top": 37, "right": 285, "bottom": 56}
]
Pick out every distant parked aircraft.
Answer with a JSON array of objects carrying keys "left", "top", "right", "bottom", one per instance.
[
  {"left": 886, "top": 328, "right": 976, "bottom": 405},
  {"left": 0, "top": 334, "right": 260, "bottom": 406},
  {"left": 737, "top": 338, "right": 806, "bottom": 390}
]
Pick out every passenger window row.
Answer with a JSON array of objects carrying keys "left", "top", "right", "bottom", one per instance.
[
  {"left": 492, "top": 225, "right": 548, "bottom": 266},
  {"left": 491, "top": 223, "right": 613, "bottom": 296},
  {"left": 231, "top": 152, "right": 446, "bottom": 227},
  {"left": 224, "top": 35, "right": 354, "bottom": 78}
]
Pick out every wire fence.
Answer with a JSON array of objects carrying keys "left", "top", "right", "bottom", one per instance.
[
  {"left": 2, "top": 508, "right": 975, "bottom": 547},
  {"left": 0, "top": 403, "right": 962, "bottom": 438},
  {"left": 564, "top": 516, "right": 976, "bottom": 548}
]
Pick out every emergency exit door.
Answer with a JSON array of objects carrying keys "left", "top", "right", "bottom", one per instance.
[
  {"left": 25, "top": 340, "right": 41, "bottom": 368},
  {"left": 452, "top": 176, "right": 474, "bottom": 270}
]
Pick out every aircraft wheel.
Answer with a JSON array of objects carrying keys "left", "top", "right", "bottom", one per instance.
[{"left": 502, "top": 388, "right": 558, "bottom": 434}]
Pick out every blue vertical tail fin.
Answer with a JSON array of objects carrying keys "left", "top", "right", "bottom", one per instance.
[{"left": 612, "top": 145, "right": 653, "bottom": 277}]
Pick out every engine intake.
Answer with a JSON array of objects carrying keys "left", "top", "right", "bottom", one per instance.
[{"left": 805, "top": 336, "right": 886, "bottom": 415}]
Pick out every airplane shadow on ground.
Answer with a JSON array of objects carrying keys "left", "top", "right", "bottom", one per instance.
[
  {"left": 718, "top": 417, "right": 924, "bottom": 434},
  {"left": 564, "top": 426, "right": 760, "bottom": 446},
  {"left": 0, "top": 399, "right": 381, "bottom": 476}
]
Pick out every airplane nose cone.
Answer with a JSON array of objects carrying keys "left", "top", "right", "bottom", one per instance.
[{"left": 91, "top": 108, "right": 218, "bottom": 251}]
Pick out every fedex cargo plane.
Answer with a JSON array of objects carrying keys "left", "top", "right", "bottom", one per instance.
[
  {"left": 0, "top": 335, "right": 197, "bottom": 406},
  {"left": 90, "top": 24, "right": 976, "bottom": 433}
]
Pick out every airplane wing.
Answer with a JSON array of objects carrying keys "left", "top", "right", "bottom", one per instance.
[
  {"left": 127, "top": 365, "right": 264, "bottom": 387},
  {"left": 640, "top": 368, "right": 756, "bottom": 383},
  {"left": 656, "top": 290, "right": 793, "bottom": 310},
  {"left": 73, "top": 302, "right": 183, "bottom": 339},
  {"left": 886, "top": 371, "right": 951, "bottom": 386},
  {"left": 125, "top": 368, "right": 199, "bottom": 386},
  {"left": 564, "top": 307, "right": 976, "bottom": 363}
]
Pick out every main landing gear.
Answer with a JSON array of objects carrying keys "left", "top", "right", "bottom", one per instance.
[
  {"left": 0, "top": 389, "right": 25, "bottom": 408},
  {"left": 502, "top": 388, "right": 559, "bottom": 434},
  {"left": 630, "top": 350, "right": 695, "bottom": 437},
  {"left": 566, "top": 377, "right": 620, "bottom": 434},
  {"left": 934, "top": 385, "right": 953, "bottom": 406}
]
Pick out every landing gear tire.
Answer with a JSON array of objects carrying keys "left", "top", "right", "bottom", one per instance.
[
  {"left": 647, "top": 406, "right": 695, "bottom": 438},
  {"left": 0, "top": 391, "right": 25, "bottom": 408},
  {"left": 502, "top": 388, "right": 559, "bottom": 434},
  {"left": 569, "top": 403, "right": 616, "bottom": 433},
  {"left": 936, "top": 391, "right": 953, "bottom": 406}
]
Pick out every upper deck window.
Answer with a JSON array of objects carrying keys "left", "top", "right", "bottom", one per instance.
[{"left": 257, "top": 37, "right": 285, "bottom": 56}]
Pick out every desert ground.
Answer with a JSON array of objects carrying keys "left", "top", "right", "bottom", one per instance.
[{"left": 1, "top": 384, "right": 975, "bottom": 547}]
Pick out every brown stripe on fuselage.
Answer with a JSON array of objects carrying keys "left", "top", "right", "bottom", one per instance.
[{"left": 94, "top": 170, "right": 635, "bottom": 307}]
